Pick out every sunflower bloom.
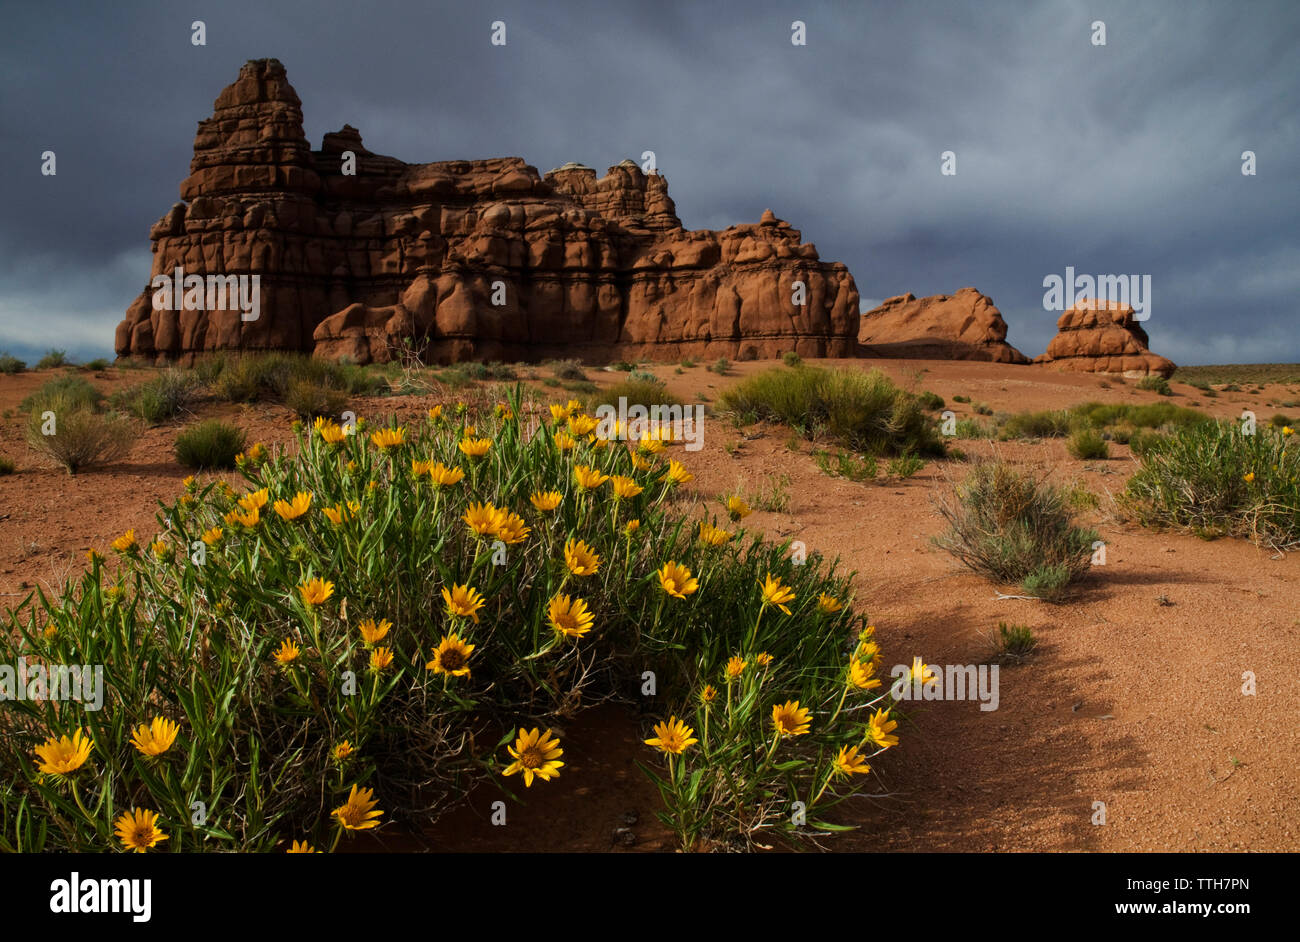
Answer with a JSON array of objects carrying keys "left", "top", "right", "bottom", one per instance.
[
  {"left": 567, "top": 414, "right": 598, "bottom": 437},
  {"left": 817, "top": 593, "right": 843, "bottom": 614},
  {"left": 573, "top": 464, "right": 610, "bottom": 490},
  {"left": 759, "top": 573, "right": 796, "bottom": 615},
  {"left": 833, "top": 745, "right": 872, "bottom": 778},
  {"left": 238, "top": 488, "right": 269, "bottom": 512},
  {"left": 865, "top": 708, "right": 900, "bottom": 749},
  {"left": 624, "top": 519, "right": 641, "bottom": 536},
  {"left": 610, "top": 475, "right": 644, "bottom": 499},
  {"left": 772, "top": 700, "right": 812, "bottom": 738},
  {"left": 369, "top": 647, "right": 394, "bottom": 672},
  {"left": 358, "top": 618, "right": 391, "bottom": 645},
  {"left": 548, "top": 594, "right": 595, "bottom": 639},
  {"left": 698, "top": 522, "right": 731, "bottom": 547},
  {"left": 273, "top": 639, "right": 300, "bottom": 664},
  {"left": 333, "top": 784, "right": 384, "bottom": 831},
  {"left": 130, "top": 717, "right": 180, "bottom": 757},
  {"left": 33, "top": 729, "right": 93, "bottom": 777},
  {"left": 637, "top": 436, "right": 666, "bottom": 456},
  {"left": 726, "top": 495, "right": 752, "bottom": 521},
  {"left": 848, "top": 658, "right": 881, "bottom": 691},
  {"left": 700, "top": 685, "right": 718, "bottom": 703},
  {"left": 755, "top": 651, "right": 774, "bottom": 668},
  {"left": 496, "top": 512, "right": 531, "bottom": 545},
  {"left": 316, "top": 420, "right": 347, "bottom": 445},
  {"left": 630, "top": 453, "right": 654, "bottom": 471},
  {"left": 644, "top": 716, "right": 698, "bottom": 755},
  {"left": 287, "top": 840, "right": 319, "bottom": 853},
  {"left": 657, "top": 561, "right": 699, "bottom": 600},
  {"left": 530, "top": 490, "right": 563, "bottom": 512},
  {"left": 273, "top": 491, "right": 313, "bottom": 521},
  {"left": 110, "top": 529, "right": 138, "bottom": 554},
  {"left": 224, "top": 506, "right": 260, "bottom": 528},
  {"left": 662, "top": 460, "right": 693, "bottom": 486},
  {"left": 428, "top": 462, "right": 465, "bottom": 487},
  {"left": 333, "top": 741, "right": 355, "bottom": 762},
  {"left": 724, "top": 656, "right": 747, "bottom": 681},
  {"left": 426, "top": 633, "right": 475, "bottom": 677},
  {"left": 458, "top": 437, "right": 493, "bottom": 458},
  {"left": 442, "top": 583, "right": 486, "bottom": 622},
  {"left": 114, "top": 808, "right": 169, "bottom": 853},
  {"left": 463, "top": 502, "right": 505, "bottom": 538},
  {"left": 151, "top": 541, "right": 173, "bottom": 562},
  {"left": 370, "top": 427, "right": 406, "bottom": 450},
  {"left": 553, "top": 431, "right": 577, "bottom": 452},
  {"left": 502, "top": 728, "right": 564, "bottom": 787},
  {"left": 909, "top": 657, "right": 938, "bottom": 685},
  {"left": 563, "top": 538, "right": 601, "bottom": 576},
  {"left": 411, "top": 459, "right": 434, "bottom": 477},
  {"left": 201, "top": 527, "right": 223, "bottom": 546},
  {"left": 299, "top": 578, "right": 334, "bottom": 607}
]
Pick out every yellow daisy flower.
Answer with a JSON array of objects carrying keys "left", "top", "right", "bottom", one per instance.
[
  {"left": 610, "top": 475, "right": 644, "bottom": 499},
  {"left": 201, "top": 527, "right": 223, "bottom": 546},
  {"left": 771, "top": 700, "right": 812, "bottom": 738},
  {"left": 662, "top": 460, "right": 693, "bottom": 485},
  {"left": 273, "top": 639, "right": 300, "bottom": 664},
  {"left": 563, "top": 538, "right": 601, "bottom": 576},
  {"left": 429, "top": 462, "right": 465, "bottom": 487},
  {"left": 110, "top": 529, "right": 138, "bottom": 554},
  {"left": 573, "top": 464, "right": 610, "bottom": 490},
  {"left": 426, "top": 633, "right": 475, "bottom": 677},
  {"left": 724, "top": 656, "right": 747, "bottom": 681},
  {"left": 726, "top": 495, "right": 752, "bottom": 521},
  {"left": 698, "top": 522, "right": 732, "bottom": 546},
  {"left": 553, "top": 431, "right": 577, "bottom": 452},
  {"left": 129, "top": 717, "right": 180, "bottom": 757},
  {"left": 458, "top": 437, "right": 493, "bottom": 458},
  {"left": 502, "top": 727, "right": 564, "bottom": 787},
  {"left": 114, "top": 808, "right": 168, "bottom": 853},
  {"left": 273, "top": 491, "right": 313, "bottom": 521},
  {"left": 496, "top": 512, "right": 531, "bottom": 545},
  {"left": 333, "top": 784, "right": 383, "bottom": 831},
  {"left": 238, "top": 488, "right": 269, "bottom": 512},
  {"left": 370, "top": 427, "right": 406, "bottom": 450},
  {"left": 369, "top": 647, "right": 394, "bottom": 672},
  {"left": 644, "top": 716, "right": 698, "bottom": 755},
  {"left": 833, "top": 745, "right": 872, "bottom": 778},
  {"left": 299, "top": 578, "right": 335, "bottom": 606},
  {"left": 548, "top": 594, "right": 595, "bottom": 639},
  {"left": 358, "top": 618, "right": 391, "bottom": 645},
  {"left": 442, "top": 583, "right": 486, "bottom": 622},
  {"left": 462, "top": 501, "right": 504, "bottom": 537},
  {"left": 657, "top": 561, "right": 699, "bottom": 599},
  {"left": 865, "top": 708, "right": 900, "bottom": 749},
  {"left": 33, "top": 729, "right": 93, "bottom": 777},
  {"left": 759, "top": 572, "right": 796, "bottom": 615},
  {"left": 817, "top": 593, "right": 843, "bottom": 614},
  {"left": 530, "top": 490, "right": 563, "bottom": 512}
]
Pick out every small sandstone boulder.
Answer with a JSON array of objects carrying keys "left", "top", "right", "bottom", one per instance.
[
  {"left": 1034, "top": 299, "right": 1175, "bottom": 377},
  {"left": 857, "top": 287, "right": 1029, "bottom": 363}
]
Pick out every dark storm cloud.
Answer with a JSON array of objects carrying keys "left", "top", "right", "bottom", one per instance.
[{"left": 0, "top": 0, "right": 1297, "bottom": 363}]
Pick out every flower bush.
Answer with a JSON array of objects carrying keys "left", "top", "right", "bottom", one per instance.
[{"left": 0, "top": 387, "right": 899, "bottom": 852}]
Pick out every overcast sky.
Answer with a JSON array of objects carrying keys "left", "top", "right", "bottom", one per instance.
[{"left": 0, "top": 0, "right": 1296, "bottom": 365}]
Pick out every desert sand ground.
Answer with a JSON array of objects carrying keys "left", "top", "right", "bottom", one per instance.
[{"left": 1, "top": 358, "right": 1296, "bottom": 852}]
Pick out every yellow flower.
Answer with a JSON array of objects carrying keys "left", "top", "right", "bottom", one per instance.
[
  {"left": 644, "top": 716, "right": 698, "bottom": 755},
  {"left": 428, "top": 405, "right": 444, "bottom": 422},
  {"left": 553, "top": 431, "right": 577, "bottom": 452},
  {"left": 848, "top": 659, "right": 881, "bottom": 691},
  {"left": 833, "top": 745, "right": 872, "bottom": 778},
  {"left": 755, "top": 651, "right": 774, "bottom": 668},
  {"left": 463, "top": 501, "right": 504, "bottom": 537},
  {"left": 110, "top": 529, "right": 138, "bottom": 554},
  {"left": 458, "top": 436, "right": 493, "bottom": 458},
  {"left": 370, "top": 427, "right": 406, "bottom": 449},
  {"left": 411, "top": 458, "right": 434, "bottom": 477},
  {"left": 201, "top": 526, "right": 223, "bottom": 546},
  {"left": 287, "top": 839, "right": 318, "bottom": 853},
  {"left": 496, "top": 512, "right": 531, "bottom": 545},
  {"left": 771, "top": 700, "right": 812, "bottom": 738},
  {"left": 726, "top": 495, "right": 752, "bottom": 521},
  {"left": 224, "top": 506, "right": 260, "bottom": 528},
  {"left": 358, "top": 618, "right": 391, "bottom": 645},
  {"left": 33, "top": 729, "right": 92, "bottom": 777},
  {"left": 428, "top": 462, "right": 466, "bottom": 487},
  {"left": 563, "top": 538, "right": 601, "bottom": 576},
  {"left": 856, "top": 640, "right": 884, "bottom": 669},
  {"left": 759, "top": 572, "right": 796, "bottom": 615},
  {"left": 333, "top": 784, "right": 384, "bottom": 831},
  {"left": 909, "top": 657, "right": 937, "bottom": 685},
  {"left": 567, "top": 414, "right": 598, "bottom": 437},
  {"left": 299, "top": 578, "right": 335, "bottom": 607},
  {"left": 316, "top": 418, "right": 347, "bottom": 444},
  {"left": 129, "top": 717, "right": 180, "bottom": 757},
  {"left": 1283, "top": 426, "right": 1294, "bottom": 436},
  {"left": 321, "top": 504, "right": 346, "bottom": 525},
  {"left": 87, "top": 548, "right": 104, "bottom": 564},
  {"left": 502, "top": 728, "right": 564, "bottom": 787},
  {"left": 657, "top": 561, "right": 699, "bottom": 600},
  {"left": 530, "top": 490, "right": 563, "bottom": 512},
  {"left": 238, "top": 488, "right": 269, "bottom": 512},
  {"left": 273, "top": 491, "right": 313, "bottom": 521},
  {"left": 426, "top": 633, "right": 475, "bottom": 677},
  {"left": 333, "top": 741, "right": 355, "bottom": 762},
  {"left": 182, "top": 475, "right": 197, "bottom": 491},
  {"left": 573, "top": 464, "right": 610, "bottom": 490},
  {"left": 637, "top": 436, "right": 666, "bottom": 456},
  {"left": 589, "top": 434, "right": 610, "bottom": 450},
  {"left": 114, "top": 808, "right": 168, "bottom": 853},
  {"left": 548, "top": 594, "right": 595, "bottom": 639},
  {"left": 1243, "top": 472, "right": 1255, "bottom": 483},
  {"left": 369, "top": 647, "right": 394, "bottom": 672},
  {"left": 662, "top": 460, "right": 693, "bottom": 486},
  {"left": 698, "top": 522, "right": 732, "bottom": 547},
  {"left": 817, "top": 593, "right": 843, "bottom": 614},
  {"left": 442, "top": 583, "right": 486, "bottom": 622},
  {"left": 630, "top": 453, "right": 654, "bottom": 471},
  {"left": 495, "top": 402, "right": 514, "bottom": 420},
  {"left": 700, "top": 685, "right": 718, "bottom": 703},
  {"left": 565, "top": 399, "right": 583, "bottom": 415},
  {"left": 624, "top": 519, "right": 641, "bottom": 536},
  {"left": 610, "top": 475, "right": 644, "bottom": 499},
  {"left": 724, "top": 656, "right": 747, "bottom": 681},
  {"left": 273, "top": 639, "right": 300, "bottom": 664},
  {"left": 865, "top": 708, "right": 900, "bottom": 749},
  {"left": 549, "top": 403, "right": 568, "bottom": 424},
  {"left": 151, "top": 540, "right": 173, "bottom": 562}
]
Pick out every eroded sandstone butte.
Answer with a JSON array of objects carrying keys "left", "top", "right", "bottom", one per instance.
[
  {"left": 115, "top": 58, "right": 861, "bottom": 365},
  {"left": 1034, "top": 299, "right": 1175, "bottom": 377},
  {"left": 857, "top": 288, "right": 1030, "bottom": 364}
]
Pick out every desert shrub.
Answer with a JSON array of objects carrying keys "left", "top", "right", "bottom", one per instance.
[
  {"left": 20, "top": 375, "right": 104, "bottom": 415},
  {"left": 679, "top": 357, "right": 697, "bottom": 369},
  {"left": 998, "top": 409, "right": 1072, "bottom": 440},
  {"left": 933, "top": 461, "right": 1098, "bottom": 597},
  {"left": 783, "top": 352, "right": 802, "bottom": 367},
  {"left": 586, "top": 376, "right": 683, "bottom": 415},
  {"left": 174, "top": 420, "right": 246, "bottom": 470},
  {"left": 1069, "top": 401, "right": 1205, "bottom": 431},
  {"left": 0, "top": 456, "right": 14, "bottom": 475},
  {"left": 954, "top": 418, "right": 995, "bottom": 439},
  {"left": 79, "top": 359, "right": 110, "bottom": 372},
  {"left": 548, "top": 359, "right": 587, "bottom": 382},
  {"left": 1067, "top": 429, "right": 1109, "bottom": 460},
  {"left": 212, "top": 353, "right": 386, "bottom": 403},
  {"left": 0, "top": 390, "right": 895, "bottom": 853},
  {"left": 952, "top": 395, "right": 971, "bottom": 404},
  {"left": 973, "top": 403, "right": 993, "bottom": 416},
  {"left": 35, "top": 349, "right": 67, "bottom": 370},
  {"left": 113, "top": 369, "right": 200, "bottom": 424},
  {"left": 1121, "top": 421, "right": 1300, "bottom": 550},
  {"left": 719, "top": 365, "right": 945, "bottom": 457},
  {"left": 814, "top": 449, "right": 877, "bottom": 482},
  {"left": 917, "top": 391, "right": 945, "bottom": 411},
  {"left": 710, "top": 358, "right": 731, "bottom": 376},
  {"left": 1128, "top": 429, "right": 1166, "bottom": 457},
  {"left": 1270, "top": 413, "right": 1294, "bottom": 429},
  {"left": 24, "top": 402, "right": 134, "bottom": 474},
  {"left": 990, "top": 622, "right": 1036, "bottom": 660},
  {"left": 1137, "top": 375, "right": 1172, "bottom": 395},
  {"left": 0, "top": 353, "right": 27, "bottom": 374},
  {"left": 285, "top": 377, "right": 349, "bottom": 419},
  {"left": 886, "top": 455, "right": 926, "bottom": 479}
]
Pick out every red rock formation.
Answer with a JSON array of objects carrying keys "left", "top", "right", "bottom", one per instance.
[
  {"left": 1034, "top": 299, "right": 1175, "bottom": 377},
  {"left": 115, "top": 59, "right": 860, "bottom": 365},
  {"left": 857, "top": 288, "right": 1029, "bottom": 363}
]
